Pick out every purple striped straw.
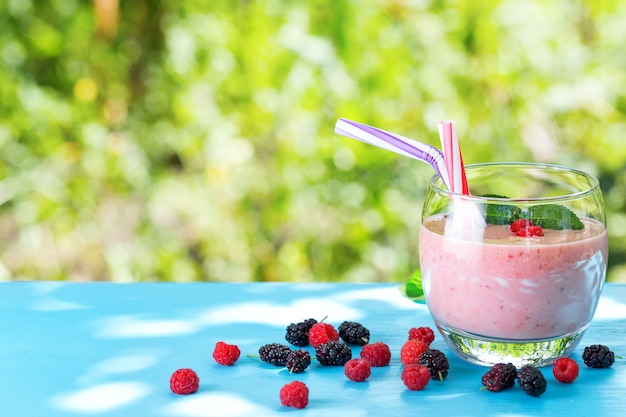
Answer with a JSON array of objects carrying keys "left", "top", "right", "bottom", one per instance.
[{"left": 334, "top": 118, "right": 451, "bottom": 190}]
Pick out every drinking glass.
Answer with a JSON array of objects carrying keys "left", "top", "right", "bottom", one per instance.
[{"left": 419, "top": 163, "right": 608, "bottom": 367}]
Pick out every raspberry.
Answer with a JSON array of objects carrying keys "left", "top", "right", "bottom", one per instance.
[
  {"left": 338, "top": 321, "right": 370, "bottom": 346},
  {"left": 401, "top": 364, "right": 431, "bottom": 391},
  {"left": 308, "top": 322, "right": 339, "bottom": 348},
  {"left": 419, "top": 349, "right": 449, "bottom": 381},
  {"left": 481, "top": 363, "right": 517, "bottom": 392},
  {"left": 169, "top": 368, "right": 199, "bottom": 395},
  {"left": 582, "top": 344, "right": 615, "bottom": 368},
  {"left": 212, "top": 341, "right": 241, "bottom": 366},
  {"left": 510, "top": 219, "right": 532, "bottom": 233},
  {"left": 360, "top": 341, "right": 391, "bottom": 367},
  {"left": 408, "top": 326, "right": 435, "bottom": 345},
  {"left": 400, "top": 339, "right": 429, "bottom": 365},
  {"left": 315, "top": 341, "right": 352, "bottom": 366},
  {"left": 285, "top": 318, "right": 317, "bottom": 346},
  {"left": 259, "top": 343, "right": 292, "bottom": 366},
  {"left": 517, "top": 365, "right": 547, "bottom": 397},
  {"left": 552, "top": 357, "right": 579, "bottom": 383},
  {"left": 511, "top": 219, "right": 543, "bottom": 237},
  {"left": 279, "top": 381, "right": 309, "bottom": 409},
  {"left": 517, "top": 225, "right": 544, "bottom": 237},
  {"left": 286, "top": 349, "right": 311, "bottom": 374},
  {"left": 344, "top": 358, "right": 372, "bottom": 382}
]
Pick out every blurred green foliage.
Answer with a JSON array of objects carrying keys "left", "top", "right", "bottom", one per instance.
[{"left": 1, "top": 0, "right": 625, "bottom": 283}]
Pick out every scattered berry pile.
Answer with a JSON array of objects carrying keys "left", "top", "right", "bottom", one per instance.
[
  {"left": 169, "top": 317, "right": 619, "bottom": 408},
  {"left": 478, "top": 345, "right": 617, "bottom": 398}
]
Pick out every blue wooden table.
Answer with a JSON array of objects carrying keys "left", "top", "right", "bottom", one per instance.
[{"left": 1, "top": 282, "right": 625, "bottom": 417}]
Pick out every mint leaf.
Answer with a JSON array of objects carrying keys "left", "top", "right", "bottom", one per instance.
[
  {"left": 403, "top": 269, "right": 425, "bottom": 303},
  {"left": 485, "top": 204, "right": 519, "bottom": 225},
  {"left": 527, "top": 204, "right": 584, "bottom": 230},
  {"left": 481, "top": 194, "right": 520, "bottom": 225}
]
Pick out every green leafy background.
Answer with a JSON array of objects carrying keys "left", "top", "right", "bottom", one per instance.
[{"left": 1, "top": 0, "right": 625, "bottom": 283}]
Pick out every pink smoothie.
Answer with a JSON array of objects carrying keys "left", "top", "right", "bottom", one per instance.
[{"left": 419, "top": 215, "right": 608, "bottom": 340}]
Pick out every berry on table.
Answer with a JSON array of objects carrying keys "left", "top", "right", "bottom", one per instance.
[
  {"left": 481, "top": 363, "right": 517, "bottom": 392},
  {"left": 400, "top": 339, "right": 429, "bottom": 365},
  {"left": 315, "top": 341, "right": 352, "bottom": 366},
  {"left": 360, "top": 341, "right": 391, "bottom": 367},
  {"left": 169, "top": 368, "right": 199, "bottom": 395},
  {"left": 279, "top": 381, "right": 309, "bottom": 409},
  {"left": 212, "top": 341, "right": 241, "bottom": 366},
  {"left": 308, "top": 322, "right": 340, "bottom": 348},
  {"left": 286, "top": 349, "right": 311, "bottom": 374},
  {"left": 401, "top": 364, "right": 431, "bottom": 391},
  {"left": 419, "top": 349, "right": 449, "bottom": 381},
  {"left": 344, "top": 358, "right": 372, "bottom": 382},
  {"left": 408, "top": 326, "right": 435, "bottom": 345},
  {"left": 338, "top": 321, "right": 370, "bottom": 346},
  {"left": 517, "top": 365, "right": 547, "bottom": 397},
  {"left": 582, "top": 344, "right": 615, "bottom": 368},
  {"left": 552, "top": 357, "right": 579, "bottom": 383},
  {"left": 259, "top": 343, "right": 292, "bottom": 366},
  {"left": 285, "top": 318, "right": 317, "bottom": 346}
]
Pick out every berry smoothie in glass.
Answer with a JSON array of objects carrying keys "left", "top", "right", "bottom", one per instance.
[{"left": 419, "top": 163, "right": 608, "bottom": 367}]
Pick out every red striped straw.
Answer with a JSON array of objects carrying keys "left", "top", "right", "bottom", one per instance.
[{"left": 438, "top": 120, "right": 469, "bottom": 195}]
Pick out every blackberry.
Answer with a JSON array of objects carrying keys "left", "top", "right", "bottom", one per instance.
[
  {"left": 285, "top": 318, "right": 317, "bottom": 347},
  {"left": 338, "top": 321, "right": 370, "bottom": 346},
  {"left": 582, "top": 344, "right": 615, "bottom": 368},
  {"left": 315, "top": 341, "right": 352, "bottom": 366},
  {"left": 517, "top": 365, "right": 547, "bottom": 397},
  {"left": 286, "top": 349, "right": 311, "bottom": 374},
  {"left": 481, "top": 363, "right": 517, "bottom": 392},
  {"left": 418, "top": 349, "right": 450, "bottom": 381},
  {"left": 259, "top": 343, "right": 292, "bottom": 366}
]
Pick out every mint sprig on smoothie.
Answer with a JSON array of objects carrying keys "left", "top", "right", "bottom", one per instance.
[{"left": 482, "top": 194, "right": 584, "bottom": 230}]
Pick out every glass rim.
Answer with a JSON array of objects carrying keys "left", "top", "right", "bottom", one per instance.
[{"left": 429, "top": 162, "right": 601, "bottom": 203}]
